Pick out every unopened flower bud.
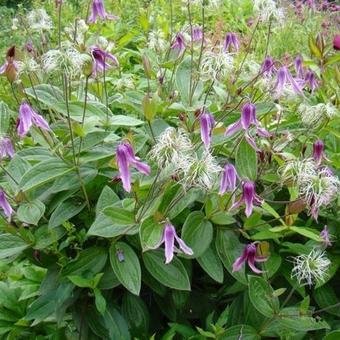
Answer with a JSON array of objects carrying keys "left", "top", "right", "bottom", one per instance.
[
  {"left": 142, "top": 93, "right": 156, "bottom": 121},
  {"left": 82, "top": 55, "right": 93, "bottom": 77},
  {"left": 142, "top": 54, "right": 152, "bottom": 79}
]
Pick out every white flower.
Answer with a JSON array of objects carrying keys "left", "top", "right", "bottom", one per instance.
[
  {"left": 201, "top": 47, "right": 234, "bottom": 82},
  {"left": 148, "top": 30, "right": 167, "bottom": 52},
  {"left": 291, "top": 249, "right": 331, "bottom": 286},
  {"left": 253, "top": 0, "right": 285, "bottom": 23},
  {"left": 181, "top": 151, "right": 222, "bottom": 190},
  {"left": 148, "top": 127, "right": 193, "bottom": 170},
  {"left": 27, "top": 9, "right": 52, "bottom": 32},
  {"left": 298, "top": 103, "right": 338, "bottom": 128},
  {"left": 42, "top": 42, "right": 91, "bottom": 78}
]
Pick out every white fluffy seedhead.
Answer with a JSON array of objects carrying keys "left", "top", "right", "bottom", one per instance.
[
  {"left": 299, "top": 103, "right": 338, "bottom": 128},
  {"left": 291, "top": 249, "right": 331, "bottom": 286},
  {"left": 42, "top": 42, "right": 91, "bottom": 78},
  {"left": 181, "top": 151, "right": 222, "bottom": 190},
  {"left": 27, "top": 9, "right": 53, "bottom": 32},
  {"left": 148, "top": 127, "right": 193, "bottom": 171},
  {"left": 201, "top": 47, "right": 234, "bottom": 82}
]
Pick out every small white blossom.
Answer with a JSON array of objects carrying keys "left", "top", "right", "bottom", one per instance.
[
  {"left": 298, "top": 103, "right": 338, "bottom": 128},
  {"left": 42, "top": 42, "right": 91, "bottom": 78},
  {"left": 181, "top": 151, "right": 222, "bottom": 190},
  {"left": 27, "top": 9, "right": 52, "bottom": 32},
  {"left": 291, "top": 249, "right": 331, "bottom": 286},
  {"left": 201, "top": 47, "right": 234, "bottom": 82},
  {"left": 114, "top": 74, "right": 135, "bottom": 90},
  {"left": 148, "top": 127, "right": 193, "bottom": 170}
]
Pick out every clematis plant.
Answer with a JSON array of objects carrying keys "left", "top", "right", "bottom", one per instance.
[
  {"left": 90, "top": 46, "right": 119, "bottom": 77},
  {"left": 88, "top": 0, "right": 118, "bottom": 23},
  {"left": 116, "top": 142, "right": 150, "bottom": 192},
  {"left": 223, "top": 32, "right": 239, "bottom": 52},
  {"left": 230, "top": 181, "right": 263, "bottom": 217},
  {"left": 233, "top": 242, "right": 267, "bottom": 274},
  {"left": 0, "top": 190, "right": 13, "bottom": 220},
  {"left": 155, "top": 221, "right": 193, "bottom": 264},
  {"left": 225, "top": 102, "right": 271, "bottom": 150},
  {"left": 199, "top": 110, "right": 215, "bottom": 149},
  {"left": 0, "top": 137, "right": 14, "bottom": 159},
  {"left": 219, "top": 163, "right": 238, "bottom": 195},
  {"left": 17, "top": 102, "right": 50, "bottom": 138}
]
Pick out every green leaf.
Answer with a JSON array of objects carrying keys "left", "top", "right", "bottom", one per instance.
[
  {"left": 67, "top": 273, "right": 103, "bottom": 289},
  {"left": 103, "top": 206, "right": 135, "bottom": 225},
  {"left": 324, "top": 331, "right": 340, "bottom": 340},
  {"left": 110, "top": 115, "right": 144, "bottom": 126},
  {"left": 94, "top": 288, "right": 107, "bottom": 315},
  {"left": 289, "top": 226, "right": 322, "bottom": 242},
  {"left": 223, "top": 325, "right": 260, "bottom": 340},
  {"left": 88, "top": 206, "right": 138, "bottom": 238},
  {"left": 314, "top": 284, "right": 340, "bottom": 317},
  {"left": 181, "top": 211, "right": 213, "bottom": 258},
  {"left": 62, "top": 247, "right": 107, "bottom": 277},
  {"left": 308, "top": 35, "right": 322, "bottom": 59},
  {"left": 248, "top": 275, "right": 279, "bottom": 318},
  {"left": 235, "top": 139, "right": 257, "bottom": 181},
  {"left": 0, "top": 234, "right": 29, "bottom": 259},
  {"left": 216, "top": 230, "right": 247, "bottom": 284},
  {"left": 122, "top": 292, "right": 149, "bottom": 334},
  {"left": 143, "top": 250, "right": 190, "bottom": 291},
  {"left": 210, "top": 211, "right": 236, "bottom": 225},
  {"left": 19, "top": 159, "right": 74, "bottom": 192},
  {"left": 48, "top": 198, "right": 86, "bottom": 228},
  {"left": 16, "top": 199, "right": 45, "bottom": 225},
  {"left": 96, "top": 186, "right": 120, "bottom": 215},
  {"left": 139, "top": 216, "right": 163, "bottom": 251},
  {"left": 278, "top": 309, "right": 329, "bottom": 331},
  {"left": 197, "top": 245, "right": 224, "bottom": 283},
  {"left": 109, "top": 242, "right": 141, "bottom": 295}
]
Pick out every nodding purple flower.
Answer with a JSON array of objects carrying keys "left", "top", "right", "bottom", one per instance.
[
  {"left": 230, "top": 181, "right": 263, "bottom": 217},
  {"left": 225, "top": 103, "right": 271, "bottom": 151},
  {"left": 0, "top": 137, "right": 14, "bottom": 159},
  {"left": 274, "top": 66, "right": 304, "bottom": 98},
  {"left": 17, "top": 102, "right": 50, "bottom": 138},
  {"left": 90, "top": 46, "right": 119, "bottom": 77},
  {"left": 200, "top": 110, "right": 215, "bottom": 149},
  {"left": 116, "top": 142, "right": 150, "bottom": 192},
  {"left": 334, "top": 35, "right": 340, "bottom": 51},
  {"left": 232, "top": 242, "right": 267, "bottom": 274},
  {"left": 261, "top": 56, "right": 275, "bottom": 77},
  {"left": 313, "top": 139, "right": 327, "bottom": 165},
  {"left": 320, "top": 225, "right": 332, "bottom": 247},
  {"left": 171, "top": 33, "right": 186, "bottom": 57},
  {"left": 0, "top": 190, "right": 13, "bottom": 220},
  {"left": 223, "top": 32, "right": 239, "bottom": 52},
  {"left": 155, "top": 221, "right": 193, "bottom": 264},
  {"left": 304, "top": 69, "right": 318, "bottom": 93},
  {"left": 192, "top": 26, "right": 203, "bottom": 42},
  {"left": 294, "top": 56, "right": 304, "bottom": 78},
  {"left": 88, "top": 0, "right": 118, "bottom": 24},
  {"left": 219, "top": 163, "right": 238, "bottom": 195}
]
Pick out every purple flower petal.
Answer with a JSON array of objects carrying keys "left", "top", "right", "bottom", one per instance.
[
  {"left": 116, "top": 144, "right": 132, "bottom": 192},
  {"left": 18, "top": 103, "right": 33, "bottom": 138},
  {"left": 219, "top": 164, "right": 237, "bottom": 195},
  {"left": 225, "top": 119, "right": 242, "bottom": 137},
  {"left": 164, "top": 224, "right": 175, "bottom": 264},
  {"left": 0, "top": 191, "right": 13, "bottom": 219}
]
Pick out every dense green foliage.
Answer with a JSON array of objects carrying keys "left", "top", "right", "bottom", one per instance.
[{"left": 0, "top": 0, "right": 339, "bottom": 339}]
